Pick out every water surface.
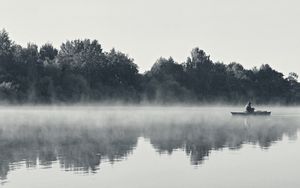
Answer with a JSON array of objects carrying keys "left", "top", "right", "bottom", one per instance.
[{"left": 0, "top": 106, "right": 299, "bottom": 187}]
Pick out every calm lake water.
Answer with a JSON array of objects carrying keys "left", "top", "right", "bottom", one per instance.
[{"left": 0, "top": 106, "right": 299, "bottom": 188}]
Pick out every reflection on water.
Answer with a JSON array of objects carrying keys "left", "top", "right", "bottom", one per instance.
[
  {"left": 0, "top": 106, "right": 299, "bottom": 186},
  {"left": 0, "top": 124, "right": 139, "bottom": 180},
  {"left": 145, "top": 116, "right": 299, "bottom": 165}
]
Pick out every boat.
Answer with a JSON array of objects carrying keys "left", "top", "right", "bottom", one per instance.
[{"left": 231, "top": 111, "right": 271, "bottom": 116}]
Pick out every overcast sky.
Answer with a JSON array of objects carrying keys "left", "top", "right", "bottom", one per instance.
[{"left": 0, "top": 0, "right": 299, "bottom": 75}]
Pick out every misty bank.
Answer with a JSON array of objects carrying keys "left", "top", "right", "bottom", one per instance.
[{"left": 0, "top": 29, "right": 299, "bottom": 104}]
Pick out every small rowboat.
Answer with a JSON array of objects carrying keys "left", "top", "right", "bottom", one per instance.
[{"left": 231, "top": 111, "right": 271, "bottom": 116}]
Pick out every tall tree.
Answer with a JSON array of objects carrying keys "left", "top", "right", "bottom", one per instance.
[{"left": 184, "top": 48, "right": 214, "bottom": 99}]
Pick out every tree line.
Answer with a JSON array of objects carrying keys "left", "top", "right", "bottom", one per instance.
[{"left": 0, "top": 29, "right": 299, "bottom": 104}]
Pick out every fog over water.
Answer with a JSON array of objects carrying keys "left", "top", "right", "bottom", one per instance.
[{"left": 0, "top": 106, "right": 299, "bottom": 187}]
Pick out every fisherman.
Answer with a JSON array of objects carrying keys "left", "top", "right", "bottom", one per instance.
[{"left": 246, "top": 102, "right": 255, "bottom": 113}]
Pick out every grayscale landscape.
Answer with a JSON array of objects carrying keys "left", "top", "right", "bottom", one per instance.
[{"left": 1, "top": 0, "right": 300, "bottom": 187}]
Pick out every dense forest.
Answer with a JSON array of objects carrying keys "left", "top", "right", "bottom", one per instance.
[{"left": 0, "top": 29, "right": 299, "bottom": 104}]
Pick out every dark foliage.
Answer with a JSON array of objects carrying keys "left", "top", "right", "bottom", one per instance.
[{"left": 0, "top": 29, "right": 299, "bottom": 104}]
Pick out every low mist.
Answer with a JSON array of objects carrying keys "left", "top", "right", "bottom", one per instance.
[{"left": 0, "top": 105, "right": 299, "bottom": 180}]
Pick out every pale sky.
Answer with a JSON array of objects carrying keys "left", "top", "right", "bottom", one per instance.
[{"left": 0, "top": 0, "right": 299, "bottom": 75}]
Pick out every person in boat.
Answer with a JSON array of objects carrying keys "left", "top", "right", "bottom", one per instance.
[{"left": 245, "top": 102, "right": 255, "bottom": 113}]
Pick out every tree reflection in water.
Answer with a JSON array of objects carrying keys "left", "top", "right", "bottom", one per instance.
[
  {"left": 0, "top": 115, "right": 299, "bottom": 180},
  {"left": 0, "top": 124, "right": 140, "bottom": 179},
  {"left": 145, "top": 117, "right": 299, "bottom": 165}
]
